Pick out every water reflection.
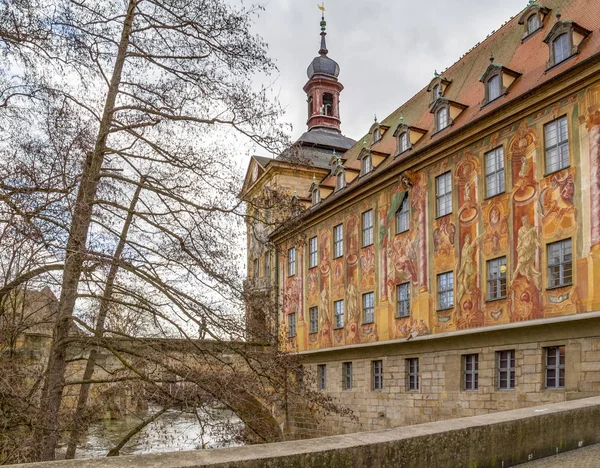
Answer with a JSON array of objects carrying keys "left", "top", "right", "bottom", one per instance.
[{"left": 60, "top": 406, "right": 242, "bottom": 459}]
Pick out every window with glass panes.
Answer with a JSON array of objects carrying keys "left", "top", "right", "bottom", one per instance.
[
  {"left": 407, "top": 358, "right": 419, "bottom": 391},
  {"left": 487, "top": 257, "right": 507, "bottom": 300},
  {"left": 487, "top": 74, "right": 501, "bottom": 102},
  {"left": 288, "top": 313, "right": 296, "bottom": 338},
  {"left": 372, "top": 360, "right": 383, "bottom": 390},
  {"left": 396, "top": 196, "right": 409, "bottom": 234},
  {"left": 309, "top": 307, "right": 318, "bottom": 334},
  {"left": 547, "top": 239, "right": 572, "bottom": 288},
  {"left": 317, "top": 364, "right": 326, "bottom": 390},
  {"left": 544, "top": 115, "right": 569, "bottom": 174},
  {"left": 309, "top": 236, "right": 318, "bottom": 269},
  {"left": 288, "top": 247, "right": 296, "bottom": 276},
  {"left": 527, "top": 14, "right": 540, "bottom": 34},
  {"left": 363, "top": 292, "right": 374, "bottom": 324},
  {"left": 362, "top": 155, "right": 372, "bottom": 174},
  {"left": 436, "top": 172, "right": 452, "bottom": 217},
  {"left": 336, "top": 171, "right": 345, "bottom": 190},
  {"left": 545, "top": 346, "right": 565, "bottom": 389},
  {"left": 362, "top": 210, "right": 374, "bottom": 247},
  {"left": 485, "top": 147, "right": 505, "bottom": 197},
  {"left": 437, "top": 272, "right": 454, "bottom": 310},
  {"left": 397, "top": 283, "right": 410, "bottom": 318},
  {"left": 436, "top": 107, "right": 448, "bottom": 131},
  {"left": 497, "top": 350, "right": 515, "bottom": 390},
  {"left": 312, "top": 189, "right": 320, "bottom": 205},
  {"left": 463, "top": 354, "right": 479, "bottom": 391},
  {"left": 553, "top": 33, "right": 570, "bottom": 64},
  {"left": 333, "top": 224, "right": 344, "bottom": 258},
  {"left": 334, "top": 300, "right": 344, "bottom": 328},
  {"left": 342, "top": 362, "right": 353, "bottom": 390},
  {"left": 399, "top": 132, "right": 409, "bottom": 153}
]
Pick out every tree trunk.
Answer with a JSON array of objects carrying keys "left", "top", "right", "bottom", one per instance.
[
  {"left": 65, "top": 177, "right": 144, "bottom": 459},
  {"left": 32, "top": 1, "right": 138, "bottom": 460}
]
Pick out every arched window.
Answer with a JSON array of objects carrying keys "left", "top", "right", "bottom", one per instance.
[
  {"left": 336, "top": 171, "right": 345, "bottom": 190},
  {"left": 312, "top": 189, "right": 320, "bottom": 206},
  {"left": 361, "top": 154, "right": 372, "bottom": 175},
  {"left": 432, "top": 84, "right": 441, "bottom": 100},
  {"left": 436, "top": 107, "right": 448, "bottom": 131},
  {"left": 553, "top": 33, "right": 570, "bottom": 64},
  {"left": 527, "top": 14, "right": 540, "bottom": 34},
  {"left": 373, "top": 127, "right": 381, "bottom": 143},
  {"left": 322, "top": 93, "right": 333, "bottom": 116},
  {"left": 487, "top": 74, "right": 501, "bottom": 102},
  {"left": 399, "top": 132, "right": 409, "bottom": 153},
  {"left": 307, "top": 95, "right": 313, "bottom": 118}
]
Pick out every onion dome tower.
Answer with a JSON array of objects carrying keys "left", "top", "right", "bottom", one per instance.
[{"left": 304, "top": 11, "right": 344, "bottom": 133}]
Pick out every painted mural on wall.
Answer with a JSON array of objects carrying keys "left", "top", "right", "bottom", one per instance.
[{"left": 278, "top": 87, "right": 600, "bottom": 352}]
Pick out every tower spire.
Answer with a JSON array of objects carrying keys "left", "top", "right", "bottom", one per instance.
[{"left": 318, "top": 4, "right": 328, "bottom": 55}]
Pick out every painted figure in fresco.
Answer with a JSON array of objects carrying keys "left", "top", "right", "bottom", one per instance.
[
  {"left": 540, "top": 172, "right": 575, "bottom": 218},
  {"left": 456, "top": 233, "right": 483, "bottom": 313},
  {"left": 513, "top": 216, "right": 541, "bottom": 289},
  {"left": 319, "top": 287, "right": 329, "bottom": 330},
  {"left": 433, "top": 217, "right": 456, "bottom": 253},
  {"left": 346, "top": 282, "right": 358, "bottom": 322}
]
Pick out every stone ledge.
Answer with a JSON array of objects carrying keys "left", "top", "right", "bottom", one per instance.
[{"left": 9, "top": 396, "right": 600, "bottom": 468}]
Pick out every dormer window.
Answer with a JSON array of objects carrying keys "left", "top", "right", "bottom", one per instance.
[
  {"left": 543, "top": 15, "right": 591, "bottom": 69},
  {"left": 393, "top": 119, "right": 426, "bottom": 156},
  {"left": 427, "top": 74, "right": 451, "bottom": 107},
  {"left": 336, "top": 171, "right": 345, "bottom": 191},
  {"left": 399, "top": 132, "right": 409, "bottom": 153},
  {"left": 436, "top": 107, "right": 448, "bottom": 131},
  {"left": 518, "top": 3, "right": 550, "bottom": 41},
  {"left": 373, "top": 127, "right": 381, "bottom": 143},
  {"left": 312, "top": 188, "right": 320, "bottom": 206},
  {"left": 361, "top": 153, "right": 373, "bottom": 175},
  {"left": 432, "top": 84, "right": 441, "bottom": 100},
  {"left": 480, "top": 59, "right": 521, "bottom": 107}
]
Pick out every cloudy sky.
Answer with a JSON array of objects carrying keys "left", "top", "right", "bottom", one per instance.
[{"left": 249, "top": 0, "right": 527, "bottom": 147}]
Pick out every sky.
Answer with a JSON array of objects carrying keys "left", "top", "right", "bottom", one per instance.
[{"left": 248, "top": 0, "right": 528, "bottom": 150}]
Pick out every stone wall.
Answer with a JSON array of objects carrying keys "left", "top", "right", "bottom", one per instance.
[
  {"left": 290, "top": 313, "right": 600, "bottom": 438},
  {"left": 7, "top": 396, "right": 600, "bottom": 468}
]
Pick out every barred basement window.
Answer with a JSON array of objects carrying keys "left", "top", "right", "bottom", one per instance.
[
  {"left": 463, "top": 354, "right": 479, "bottom": 391},
  {"left": 396, "top": 283, "right": 410, "bottom": 318},
  {"left": 334, "top": 300, "right": 344, "bottom": 329},
  {"left": 487, "top": 257, "right": 507, "bottom": 300},
  {"left": 309, "top": 306, "right": 318, "bottom": 334},
  {"left": 544, "top": 116, "right": 569, "bottom": 174},
  {"left": 396, "top": 196, "right": 409, "bottom": 234},
  {"left": 363, "top": 292, "right": 374, "bottom": 324},
  {"left": 288, "top": 313, "right": 296, "bottom": 338},
  {"left": 362, "top": 210, "right": 374, "bottom": 247},
  {"left": 547, "top": 239, "right": 572, "bottom": 288},
  {"left": 333, "top": 224, "right": 344, "bottom": 258},
  {"left": 437, "top": 271, "right": 454, "bottom": 310},
  {"left": 342, "top": 362, "right": 353, "bottom": 390},
  {"left": 497, "top": 350, "right": 515, "bottom": 390},
  {"left": 485, "top": 147, "right": 505, "bottom": 198},
  {"left": 436, "top": 172, "right": 452, "bottom": 217},
  {"left": 317, "top": 364, "right": 326, "bottom": 390},
  {"left": 309, "top": 236, "right": 318, "bottom": 269},
  {"left": 407, "top": 358, "right": 419, "bottom": 391},
  {"left": 545, "top": 346, "right": 565, "bottom": 389},
  {"left": 372, "top": 360, "right": 383, "bottom": 390},
  {"left": 287, "top": 247, "right": 296, "bottom": 276}
]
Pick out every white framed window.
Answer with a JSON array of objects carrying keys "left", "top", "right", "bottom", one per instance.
[
  {"left": 396, "top": 283, "right": 410, "bottom": 318},
  {"left": 342, "top": 362, "right": 353, "bottom": 390},
  {"left": 485, "top": 146, "right": 505, "bottom": 197},
  {"left": 309, "top": 306, "right": 318, "bottom": 334},
  {"left": 333, "top": 224, "right": 343, "bottom": 258},
  {"left": 544, "top": 115, "right": 569, "bottom": 174},
  {"left": 317, "top": 364, "right": 326, "bottom": 390},
  {"left": 399, "top": 132, "right": 409, "bottom": 153},
  {"left": 336, "top": 171, "right": 345, "bottom": 191},
  {"left": 372, "top": 360, "right": 383, "bottom": 390},
  {"left": 362, "top": 154, "right": 372, "bottom": 175},
  {"left": 463, "top": 354, "right": 479, "bottom": 391},
  {"left": 309, "top": 236, "right": 318, "bottom": 269},
  {"left": 312, "top": 189, "right": 320, "bottom": 206},
  {"left": 407, "top": 358, "right": 419, "bottom": 391},
  {"left": 487, "top": 257, "right": 507, "bottom": 300},
  {"left": 437, "top": 271, "right": 454, "bottom": 310},
  {"left": 527, "top": 14, "right": 540, "bottom": 34},
  {"left": 553, "top": 33, "right": 570, "bottom": 64},
  {"left": 396, "top": 196, "right": 409, "bottom": 234},
  {"left": 497, "top": 350, "right": 515, "bottom": 390},
  {"left": 288, "top": 313, "right": 296, "bottom": 338},
  {"left": 547, "top": 238, "right": 572, "bottom": 288},
  {"left": 362, "top": 210, "right": 374, "bottom": 247},
  {"left": 334, "top": 300, "right": 344, "bottom": 329},
  {"left": 487, "top": 74, "right": 501, "bottom": 102},
  {"left": 436, "top": 107, "right": 448, "bottom": 131},
  {"left": 436, "top": 172, "right": 452, "bottom": 217},
  {"left": 363, "top": 292, "right": 374, "bottom": 324},
  {"left": 287, "top": 247, "right": 296, "bottom": 276},
  {"left": 545, "top": 346, "right": 565, "bottom": 389}
]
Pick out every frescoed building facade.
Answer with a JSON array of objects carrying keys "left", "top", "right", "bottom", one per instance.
[{"left": 240, "top": 0, "right": 600, "bottom": 437}]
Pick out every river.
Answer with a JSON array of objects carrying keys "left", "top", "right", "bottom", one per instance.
[{"left": 58, "top": 407, "right": 242, "bottom": 459}]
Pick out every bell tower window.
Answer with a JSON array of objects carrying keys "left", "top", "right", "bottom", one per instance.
[
  {"left": 322, "top": 93, "right": 333, "bottom": 116},
  {"left": 307, "top": 95, "right": 313, "bottom": 118}
]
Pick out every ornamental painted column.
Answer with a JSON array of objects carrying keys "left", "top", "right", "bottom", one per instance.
[{"left": 587, "top": 110, "right": 600, "bottom": 250}]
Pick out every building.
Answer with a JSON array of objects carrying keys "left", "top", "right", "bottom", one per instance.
[{"left": 240, "top": 0, "right": 600, "bottom": 438}]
